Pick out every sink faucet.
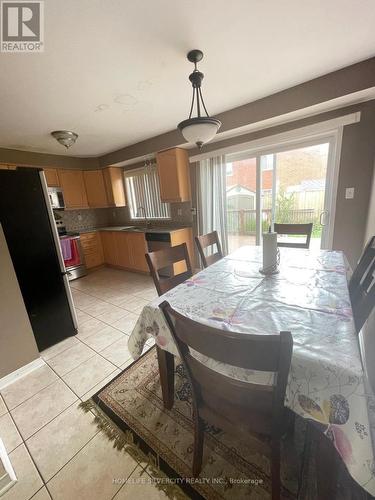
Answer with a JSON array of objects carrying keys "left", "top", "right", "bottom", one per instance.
[{"left": 137, "top": 206, "right": 151, "bottom": 228}]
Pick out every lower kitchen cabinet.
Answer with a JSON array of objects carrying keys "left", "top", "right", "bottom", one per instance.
[
  {"left": 100, "top": 231, "right": 148, "bottom": 272},
  {"left": 80, "top": 232, "right": 104, "bottom": 269},
  {"left": 100, "top": 231, "right": 119, "bottom": 267}
]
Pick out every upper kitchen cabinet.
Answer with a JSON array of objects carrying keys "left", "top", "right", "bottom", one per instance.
[
  {"left": 103, "top": 167, "right": 126, "bottom": 207},
  {"left": 44, "top": 168, "right": 60, "bottom": 187},
  {"left": 83, "top": 170, "right": 108, "bottom": 208},
  {"left": 58, "top": 169, "right": 88, "bottom": 209},
  {"left": 156, "top": 148, "right": 191, "bottom": 203}
]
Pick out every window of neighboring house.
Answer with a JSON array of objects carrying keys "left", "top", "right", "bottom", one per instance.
[
  {"left": 261, "top": 154, "right": 274, "bottom": 171},
  {"left": 124, "top": 165, "right": 171, "bottom": 220}
]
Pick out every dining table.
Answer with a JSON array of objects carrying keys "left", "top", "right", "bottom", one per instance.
[{"left": 128, "top": 245, "right": 375, "bottom": 496}]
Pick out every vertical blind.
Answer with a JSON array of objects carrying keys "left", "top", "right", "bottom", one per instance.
[{"left": 124, "top": 165, "right": 170, "bottom": 219}]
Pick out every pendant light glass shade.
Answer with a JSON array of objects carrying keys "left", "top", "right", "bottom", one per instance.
[
  {"left": 177, "top": 50, "right": 221, "bottom": 149},
  {"left": 178, "top": 117, "right": 221, "bottom": 149}
]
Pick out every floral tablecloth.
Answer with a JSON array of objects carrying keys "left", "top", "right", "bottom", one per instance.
[{"left": 128, "top": 246, "right": 375, "bottom": 495}]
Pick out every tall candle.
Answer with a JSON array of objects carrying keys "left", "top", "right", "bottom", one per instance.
[{"left": 262, "top": 231, "right": 278, "bottom": 272}]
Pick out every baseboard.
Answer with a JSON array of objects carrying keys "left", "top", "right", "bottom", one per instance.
[{"left": 0, "top": 358, "right": 45, "bottom": 391}]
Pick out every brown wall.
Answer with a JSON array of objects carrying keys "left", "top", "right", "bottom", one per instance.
[
  {"left": 0, "top": 147, "right": 99, "bottom": 170},
  {"left": 0, "top": 225, "right": 39, "bottom": 379},
  {"left": 333, "top": 104, "right": 375, "bottom": 265}
]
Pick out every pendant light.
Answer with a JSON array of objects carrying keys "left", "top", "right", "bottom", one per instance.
[
  {"left": 51, "top": 130, "right": 78, "bottom": 149},
  {"left": 177, "top": 50, "right": 221, "bottom": 149}
]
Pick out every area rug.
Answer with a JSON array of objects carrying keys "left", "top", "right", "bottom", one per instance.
[{"left": 80, "top": 347, "right": 303, "bottom": 499}]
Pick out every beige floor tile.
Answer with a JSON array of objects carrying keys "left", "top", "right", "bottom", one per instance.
[
  {"left": 76, "top": 309, "right": 93, "bottom": 326},
  {"left": 81, "top": 300, "right": 125, "bottom": 318},
  {"left": 107, "top": 293, "right": 135, "bottom": 306},
  {"left": 40, "top": 336, "right": 80, "bottom": 362},
  {"left": 100, "top": 337, "right": 133, "bottom": 368},
  {"left": 62, "top": 355, "right": 118, "bottom": 397},
  {"left": 112, "top": 313, "right": 139, "bottom": 334},
  {"left": 47, "top": 432, "right": 138, "bottom": 500},
  {"left": 29, "top": 487, "right": 52, "bottom": 500},
  {"left": 133, "top": 289, "right": 158, "bottom": 301},
  {"left": 46, "top": 342, "right": 96, "bottom": 376},
  {"left": 121, "top": 296, "right": 149, "bottom": 313},
  {"left": 2, "top": 444, "right": 43, "bottom": 500},
  {"left": 11, "top": 379, "right": 77, "bottom": 440},
  {"left": 95, "top": 308, "right": 129, "bottom": 326},
  {"left": 119, "top": 358, "right": 134, "bottom": 373},
  {"left": 0, "top": 413, "right": 22, "bottom": 453},
  {"left": 0, "top": 395, "right": 7, "bottom": 416},
  {"left": 1, "top": 364, "right": 59, "bottom": 410},
  {"left": 82, "top": 325, "right": 125, "bottom": 352},
  {"left": 81, "top": 369, "right": 121, "bottom": 401},
  {"left": 26, "top": 403, "right": 98, "bottom": 482},
  {"left": 113, "top": 466, "right": 168, "bottom": 499},
  {"left": 76, "top": 317, "right": 109, "bottom": 340},
  {"left": 72, "top": 292, "right": 101, "bottom": 309}
]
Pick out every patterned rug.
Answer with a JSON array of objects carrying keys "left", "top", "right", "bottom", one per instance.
[{"left": 81, "top": 347, "right": 304, "bottom": 499}]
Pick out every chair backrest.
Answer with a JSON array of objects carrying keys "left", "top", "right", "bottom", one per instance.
[
  {"left": 160, "top": 301, "right": 293, "bottom": 438},
  {"left": 195, "top": 231, "right": 223, "bottom": 268},
  {"left": 274, "top": 223, "right": 313, "bottom": 249},
  {"left": 145, "top": 243, "right": 193, "bottom": 296},
  {"left": 349, "top": 236, "right": 375, "bottom": 332}
]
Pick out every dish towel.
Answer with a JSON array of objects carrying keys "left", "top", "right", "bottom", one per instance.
[
  {"left": 60, "top": 238, "right": 72, "bottom": 261},
  {"left": 64, "top": 239, "right": 81, "bottom": 267}
]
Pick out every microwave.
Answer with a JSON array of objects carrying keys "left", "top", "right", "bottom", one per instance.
[{"left": 48, "top": 187, "right": 65, "bottom": 210}]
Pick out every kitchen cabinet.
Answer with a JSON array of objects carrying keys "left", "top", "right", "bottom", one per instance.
[
  {"left": 83, "top": 170, "right": 108, "bottom": 208},
  {"left": 58, "top": 169, "right": 88, "bottom": 209},
  {"left": 170, "top": 228, "right": 194, "bottom": 275},
  {"left": 116, "top": 233, "right": 132, "bottom": 269},
  {"left": 80, "top": 232, "right": 104, "bottom": 269},
  {"left": 103, "top": 167, "right": 126, "bottom": 207},
  {"left": 44, "top": 168, "right": 60, "bottom": 187},
  {"left": 127, "top": 232, "right": 148, "bottom": 272},
  {"left": 100, "top": 230, "right": 148, "bottom": 272},
  {"left": 100, "top": 231, "right": 119, "bottom": 266},
  {"left": 0, "top": 164, "right": 9, "bottom": 170},
  {"left": 156, "top": 148, "right": 191, "bottom": 202}
]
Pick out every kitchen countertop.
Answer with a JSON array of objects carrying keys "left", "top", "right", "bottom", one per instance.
[{"left": 78, "top": 225, "right": 192, "bottom": 235}]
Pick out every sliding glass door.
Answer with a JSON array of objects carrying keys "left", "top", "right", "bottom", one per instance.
[{"left": 226, "top": 140, "right": 332, "bottom": 252}]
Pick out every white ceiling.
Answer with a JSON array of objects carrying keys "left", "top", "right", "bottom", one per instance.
[{"left": 0, "top": 0, "right": 374, "bottom": 158}]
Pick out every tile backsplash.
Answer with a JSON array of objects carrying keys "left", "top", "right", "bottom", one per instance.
[
  {"left": 56, "top": 201, "right": 193, "bottom": 232},
  {"left": 56, "top": 208, "right": 110, "bottom": 232}
]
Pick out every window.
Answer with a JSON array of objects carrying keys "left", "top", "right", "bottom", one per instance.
[
  {"left": 261, "top": 154, "right": 274, "bottom": 171},
  {"left": 124, "top": 165, "right": 170, "bottom": 220},
  {"left": 226, "top": 162, "right": 233, "bottom": 175}
]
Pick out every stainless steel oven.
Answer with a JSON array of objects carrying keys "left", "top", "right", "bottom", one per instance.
[{"left": 59, "top": 234, "right": 87, "bottom": 281}]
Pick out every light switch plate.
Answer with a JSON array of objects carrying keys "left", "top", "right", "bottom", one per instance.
[{"left": 345, "top": 187, "right": 355, "bottom": 199}]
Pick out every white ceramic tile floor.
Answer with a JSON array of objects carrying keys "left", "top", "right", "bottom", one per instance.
[{"left": 0, "top": 267, "right": 163, "bottom": 500}]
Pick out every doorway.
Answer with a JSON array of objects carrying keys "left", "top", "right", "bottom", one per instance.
[{"left": 226, "top": 140, "right": 332, "bottom": 253}]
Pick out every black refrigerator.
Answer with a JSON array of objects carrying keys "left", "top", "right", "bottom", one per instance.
[{"left": 0, "top": 168, "right": 77, "bottom": 351}]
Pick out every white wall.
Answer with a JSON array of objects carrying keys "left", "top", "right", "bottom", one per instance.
[
  {"left": 365, "top": 162, "right": 375, "bottom": 245},
  {"left": 0, "top": 225, "right": 39, "bottom": 379}
]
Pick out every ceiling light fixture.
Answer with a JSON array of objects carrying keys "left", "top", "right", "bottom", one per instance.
[
  {"left": 51, "top": 130, "right": 78, "bottom": 149},
  {"left": 177, "top": 49, "right": 221, "bottom": 149}
]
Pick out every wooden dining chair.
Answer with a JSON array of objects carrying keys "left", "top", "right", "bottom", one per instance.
[
  {"left": 274, "top": 223, "right": 313, "bottom": 249},
  {"left": 145, "top": 243, "right": 193, "bottom": 297},
  {"left": 145, "top": 244, "right": 193, "bottom": 410},
  {"left": 160, "top": 300, "right": 293, "bottom": 499},
  {"left": 195, "top": 230, "right": 223, "bottom": 268},
  {"left": 349, "top": 235, "right": 375, "bottom": 332}
]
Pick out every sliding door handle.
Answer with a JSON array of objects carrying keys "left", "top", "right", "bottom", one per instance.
[{"left": 319, "top": 210, "right": 328, "bottom": 226}]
